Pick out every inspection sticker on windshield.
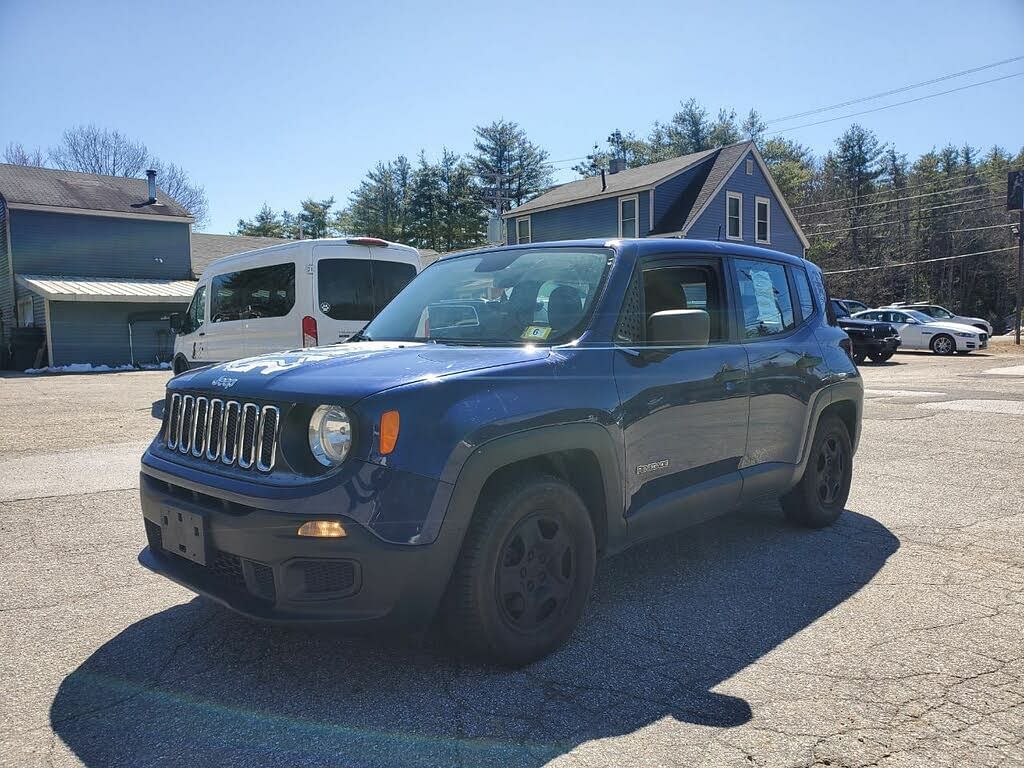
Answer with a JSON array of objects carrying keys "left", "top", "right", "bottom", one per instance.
[{"left": 522, "top": 325, "right": 552, "bottom": 340}]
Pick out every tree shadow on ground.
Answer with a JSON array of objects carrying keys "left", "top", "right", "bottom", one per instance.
[{"left": 51, "top": 506, "right": 897, "bottom": 767}]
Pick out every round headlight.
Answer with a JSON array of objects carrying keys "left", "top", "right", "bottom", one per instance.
[{"left": 308, "top": 405, "right": 352, "bottom": 466}]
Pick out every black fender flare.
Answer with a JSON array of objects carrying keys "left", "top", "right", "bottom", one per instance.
[{"left": 440, "top": 422, "right": 627, "bottom": 560}]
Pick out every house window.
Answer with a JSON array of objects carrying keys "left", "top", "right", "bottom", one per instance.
[
  {"left": 619, "top": 195, "right": 639, "bottom": 238},
  {"left": 17, "top": 296, "right": 33, "bottom": 326},
  {"left": 746, "top": 158, "right": 754, "bottom": 175},
  {"left": 755, "top": 196, "right": 771, "bottom": 244},
  {"left": 515, "top": 217, "right": 531, "bottom": 244},
  {"left": 726, "top": 192, "right": 742, "bottom": 240}
]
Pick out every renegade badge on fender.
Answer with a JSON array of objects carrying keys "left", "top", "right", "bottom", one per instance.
[{"left": 140, "top": 239, "right": 863, "bottom": 665}]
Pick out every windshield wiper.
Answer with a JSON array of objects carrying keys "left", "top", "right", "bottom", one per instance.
[{"left": 348, "top": 328, "right": 372, "bottom": 342}]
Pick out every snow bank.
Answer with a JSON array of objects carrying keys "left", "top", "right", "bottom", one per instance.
[{"left": 23, "top": 361, "right": 171, "bottom": 375}]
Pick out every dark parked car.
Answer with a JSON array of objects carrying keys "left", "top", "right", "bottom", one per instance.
[
  {"left": 835, "top": 298, "right": 870, "bottom": 315},
  {"left": 831, "top": 299, "right": 901, "bottom": 364},
  {"left": 140, "top": 239, "right": 863, "bottom": 665}
]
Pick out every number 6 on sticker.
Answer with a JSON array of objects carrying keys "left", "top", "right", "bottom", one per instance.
[{"left": 522, "top": 325, "right": 552, "bottom": 340}]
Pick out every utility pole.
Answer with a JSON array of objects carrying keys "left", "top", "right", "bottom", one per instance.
[
  {"left": 482, "top": 171, "right": 511, "bottom": 244},
  {"left": 1008, "top": 170, "right": 1024, "bottom": 344}
]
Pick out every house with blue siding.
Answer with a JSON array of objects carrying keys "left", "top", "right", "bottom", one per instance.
[
  {"left": 502, "top": 141, "right": 809, "bottom": 257},
  {"left": 0, "top": 164, "right": 196, "bottom": 368}
]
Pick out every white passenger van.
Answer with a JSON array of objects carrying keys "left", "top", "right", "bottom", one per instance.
[{"left": 170, "top": 237, "right": 421, "bottom": 374}]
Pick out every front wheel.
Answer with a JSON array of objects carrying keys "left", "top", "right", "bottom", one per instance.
[
  {"left": 172, "top": 355, "right": 190, "bottom": 375},
  {"left": 781, "top": 415, "right": 852, "bottom": 528},
  {"left": 868, "top": 350, "right": 894, "bottom": 363},
  {"left": 930, "top": 334, "right": 955, "bottom": 355},
  {"left": 442, "top": 475, "right": 596, "bottom": 666},
  {"left": 853, "top": 350, "right": 867, "bottom": 365}
]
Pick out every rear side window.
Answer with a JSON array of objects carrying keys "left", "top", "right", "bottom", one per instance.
[
  {"left": 318, "top": 259, "right": 374, "bottom": 320},
  {"left": 372, "top": 261, "right": 417, "bottom": 312},
  {"left": 733, "top": 258, "right": 796, "bottom": 338},
  {"left": 211, "top": 263, "right": 295, "bottom": 322},
  {"left": 791, "top": 267, "right": 816, "bottom": 321}
]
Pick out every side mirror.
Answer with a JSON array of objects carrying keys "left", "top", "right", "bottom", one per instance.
[
  {"left": 647, "top": 309, "right": 710, "bottom": 347},
  {"left": 169, "top": 313, "right": 185, "bottom": 333}
]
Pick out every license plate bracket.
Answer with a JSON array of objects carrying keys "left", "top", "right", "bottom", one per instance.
[{"left": 160, "top": 505, "right": 207, "bottom": 566}]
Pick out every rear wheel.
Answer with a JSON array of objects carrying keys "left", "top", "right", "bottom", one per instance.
[
  {"left": 868, "top": 350, "right": 894, "bottom": 363},
  {"left": 930, "top": 334, "right": 955, "bottom": 355},
  {"left": 781, "top": 415, "right": 852, "bottom": 528},
  {"left": 443, "top": 474, "right": 596, "bottom": 666},
  {"left": 172, "top": 355, "right": 190, "bottom": 375}
]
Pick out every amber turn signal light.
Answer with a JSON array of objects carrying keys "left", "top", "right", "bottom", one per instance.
[
  {"left": 297, "top": 520, "right": 347, "bottom": 538},
  {"left": 379, "top": 410, "right": 400, "bottom": 455}
]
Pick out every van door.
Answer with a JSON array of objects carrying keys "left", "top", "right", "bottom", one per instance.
[
  {"left": 313, "top": 244, "right": 375, "bottom": 343},
  {"left": 175, "top": 284, "right": 207, "bottom": 364}
]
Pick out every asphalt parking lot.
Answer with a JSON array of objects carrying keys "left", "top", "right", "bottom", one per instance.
[{"left": 2, "top": 348, "right": 1023, "bottom": 768}]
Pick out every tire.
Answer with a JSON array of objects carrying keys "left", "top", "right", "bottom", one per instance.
[
  {"left": 172, "top": 355, "right": 190, "bottom": 375},
  {"left": 442, "top": 474, "right": 597, "bottom": 666},
  {"left": 930, "top": 334, "right": 955, "bottom": 355},
  {"left": 956, "top": 351, "right": 971, "bottom": 356},
  {"left": 868, "top": 350, "right": 894, "bottom": 363},
  {"left": 781, "top": 415, "right": 852, "bottom": 528},
  {"left": 853, "top": 350, "right": 867, "bottom": 365}
]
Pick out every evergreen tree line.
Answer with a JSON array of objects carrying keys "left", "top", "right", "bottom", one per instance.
[{"left": 236, "top": 102, "right": 1022, "bottom": 330}]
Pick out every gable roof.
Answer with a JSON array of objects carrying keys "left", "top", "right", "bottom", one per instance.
[
  {"left": 652, "top": 142, "right": 751, "bottom": 234},
  {"left": 504, "top": 146, "right": 722, "bottom": 217},
  {"left": 0, "top": 163, "right": 192, "bottom": 219},
  {"left": 190, "top": 233, "right": 292, "bottom": 277}
]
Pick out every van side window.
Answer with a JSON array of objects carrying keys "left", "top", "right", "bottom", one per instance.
[
  {"left": 733, "top": 258, "right": 796, "bottom": 338},
  {"left": 318, "top": 259, "right": 374, "bottom": 320},
  {"left": 187, "top": 285, "right": 206, "bottom": 330},
  {"left": 372, "top": 261, "right": 417, "bottom": 313},
  {"left": 211, "top": 264, "right": 295, "bottom": 322},
  {"left": 791, "top": 267, "right": 816, "bottom": 321}
]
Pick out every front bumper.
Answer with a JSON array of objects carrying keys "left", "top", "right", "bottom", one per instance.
[
  {"left": 138, "top": 469, "right": 466, "bottom": 628},
  {"left": 855, "top": 336, "right": 901, "bottom": 355}
]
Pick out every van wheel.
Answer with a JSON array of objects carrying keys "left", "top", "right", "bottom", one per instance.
[
  {"left": 930, "top": 334, "right": 955, "bottom": 355},
  {"left": 172, "top": 356, "right": 190, "bottom": 375},
  {"left": 781, "top": 415, "right": 852, "bottom": 528},
  {"left": 443, "top": 474, "right": 596, "bottom": 666}
]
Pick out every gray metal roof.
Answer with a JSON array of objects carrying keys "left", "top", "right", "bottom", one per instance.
[
  {"left": 504, "top": 146, "right": 725, "bottom": 217},
  {"left": 190, "top": 233, "right": 292, "bottom": 277},
  {"left": 0, "top": 163, "right": 192, "bottom": 219},
  {"left": 17, "top": 274, "right": 196, "bottom": 303}
]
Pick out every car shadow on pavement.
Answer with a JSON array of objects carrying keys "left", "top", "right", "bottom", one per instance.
[{"left": 50, "top": 506, "right": 897, "bottom": 768}]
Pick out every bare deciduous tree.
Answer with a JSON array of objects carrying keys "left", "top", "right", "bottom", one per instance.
[{"left": 3, "top": 142, "right": 45, "bottom": 166}]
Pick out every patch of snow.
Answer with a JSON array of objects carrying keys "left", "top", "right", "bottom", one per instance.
[{"left": 23, "top": 362, "right": 170, "bottom": 374}]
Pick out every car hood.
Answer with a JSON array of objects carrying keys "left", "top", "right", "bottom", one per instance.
[
  {"left": 922, "top": 320, "right": 982, "bottom": 334},
  {"left": 170, "top": 342, "right": 551, "bottom": 403}
]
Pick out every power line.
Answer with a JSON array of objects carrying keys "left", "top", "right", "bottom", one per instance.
[
  {"left": 939, "top": 223, "right": 1015, "bottom": 234},
  {"left": 792, "top": 168, "right": 992, "bottom": 210},
  {"left": 770, "top": 71, "right": 1024, "bottom": 135},
  {"left": 807, "top": 200, "right": 1004, "bottom": 237},
  {"left": 766, "top": 56, "right": 1024, "bottom": 123},
  {"left": 799, "top": 181, "right": 1000, "bottom": 218},
  {"left": 822, "top": 246, "right": 1017, "bottom": 275}
]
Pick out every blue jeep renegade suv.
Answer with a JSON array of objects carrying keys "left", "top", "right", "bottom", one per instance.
[{"left": 139, "top": 239, "right": 862, "bottom": 665}]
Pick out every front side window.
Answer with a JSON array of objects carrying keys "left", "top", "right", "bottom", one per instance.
[
  {"left": 516, "top": 217, "right": 531, "bottom": 244},
  {"left": 641, "top": 262, "right": 726, "bottom": 344},
  {"left": 927, "top": 306, "right": 953, "bottom": 319},
  {"left": 755, "top": 197, "right": 770, "bottom": 243},
  {"left": 726, "top": 192, "right": 742, "bottom": 240},
  {"left": 362, "top": 247, "right": 610, "bottom": 346},
  {"left": 733, "top": 258, "right": 796, "bottom": 338},
  {"left": 211, "top": 263, "right": 295, "bottom": 322},
  {"left": 619, "top": 196, "right": 638, "bottom": 238},
  {"left": 187, "top": 285, "right": 206, "bottom": 330}
]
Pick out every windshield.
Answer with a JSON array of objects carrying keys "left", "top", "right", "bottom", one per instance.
[
  {"left": 360, "top": 247, "right": 612, "bottom": 345},
  {"left": 905, "top": 310, "right": 934, "bottom": 323}
]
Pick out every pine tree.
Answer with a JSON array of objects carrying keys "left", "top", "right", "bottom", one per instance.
[
  {"left": 236, "top": 203, "right": 286, "bottom": 238},
  {"left": 470, "top": 120, "right": 552, "bottom": 211}
]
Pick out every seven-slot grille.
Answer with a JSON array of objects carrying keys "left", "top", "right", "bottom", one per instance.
[{"left": 166, "top": 393, "right": 280, "bottom": 472}]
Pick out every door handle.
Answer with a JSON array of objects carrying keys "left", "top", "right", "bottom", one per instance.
[
  {"left": 198, "top": 332, "right": 205, "bottom": 337},
  {"left": 714, "top": 365, "right": 746, "bottom": 384}
]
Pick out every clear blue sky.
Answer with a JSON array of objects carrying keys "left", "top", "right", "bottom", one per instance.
[{"left": 2, "top": 0, "right": 1022, "bottom": 233}]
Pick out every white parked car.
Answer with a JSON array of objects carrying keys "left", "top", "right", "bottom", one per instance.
[
  {"left": 853, "top": 309, "right": 988, "bottom": 355},
  {"left": 171, "top": 237, "right": 421, "bottom": 374},
  {"left": 886, "top": 303, "right": 992, "bottom": 336}
]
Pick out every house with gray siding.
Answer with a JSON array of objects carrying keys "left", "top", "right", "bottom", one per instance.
[
  {"left": 0, "top": 164, "right": 195, "bottom": 368},
  {"left": 502, "top": 141, "right": 809, "bottom": 257}
]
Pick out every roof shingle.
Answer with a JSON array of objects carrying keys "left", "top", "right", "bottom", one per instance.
[
  {"left": 190, "top": 233, "right": 292, "bottom": 277},
  {"left": 0, "top": 163, "right": 192, "bottom": 218}
]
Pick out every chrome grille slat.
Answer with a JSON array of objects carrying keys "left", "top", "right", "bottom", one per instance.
[{"left": 165, "top": 393, "right": 279, "bottom": 472}]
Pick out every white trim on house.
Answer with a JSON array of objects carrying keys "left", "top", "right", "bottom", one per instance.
[
  {"left": 43, "top": 298, "right": 53, "bottom": 367},
  {"left": 515, "top": 216, "right": 531, "bottom": 244},
  {"left": 755, "top": 196, "right": 771, "bottom": 244},
  {"left": 679, "top": 146, "right": 811, "bottom": 251},
  {"left": 649, "top": 189, "right": 655, "bottom": 232},
  {"left": 618, "top": 195, "right": 639, "bottom": 238},
  {"left": 5, "top": 201, "right": 194, "bottom": 224},
  {"left": 2, "top": 196, "right": 15, "bottom": 332},
  {"left": 726, "top": 192, "right": 743, "bottom": 241}
]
